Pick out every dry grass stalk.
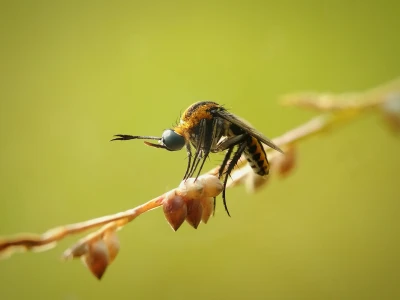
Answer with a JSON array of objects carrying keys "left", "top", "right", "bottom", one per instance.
[{"left": 0, "top": 77, "right": 398, "bottom": 279}]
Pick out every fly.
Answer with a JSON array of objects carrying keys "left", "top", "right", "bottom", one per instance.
[{"left": 112, "top": 101, "right": 283, "bottom": 216}]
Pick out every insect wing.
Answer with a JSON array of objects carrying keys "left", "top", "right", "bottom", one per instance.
[{"left": 214, "top": 109, "right": 284, "bottom": 153}]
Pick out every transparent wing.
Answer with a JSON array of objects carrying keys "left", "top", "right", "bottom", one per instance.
[{"left": 214, "top": 109, "right": 284, "bottom": 153}]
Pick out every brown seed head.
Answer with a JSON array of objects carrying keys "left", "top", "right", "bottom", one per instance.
[
  {"left": 81, "top": 239, "right": 109, "bottom": 280},
  {"left": 184, "top": 197, "right": 203, "bottom": 229},
  {"left": 163, "top": 192, "right": 188, "bottom": 231}
]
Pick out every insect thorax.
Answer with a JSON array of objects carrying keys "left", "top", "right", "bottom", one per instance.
[{"left": 188, "top": 117, "right": 229, "bottom": 151}]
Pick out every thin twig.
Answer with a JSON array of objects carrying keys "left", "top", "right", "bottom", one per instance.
[
  {"left": 281, "top": 77, "right": 400, "bottom": 112},
  {"left": 0, "top": 77, "right": 399, "bottom": 280},
  {"left": 0, "top": 114, "right": 343, "bottom": 258},
  {"left": 0, "top": 194, "right": 165, "bottom": 258}
]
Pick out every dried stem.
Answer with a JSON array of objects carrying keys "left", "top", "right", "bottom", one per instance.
[
  {"left": 281, "top": 77, "right": 400, "bottom": 112},
  {"left": 0, "top": 194, "right": 165, "bottom": 259},
  {"left": 0, "top": 114, "right": 354, "bottom": 260},
  {"left": 0, "top": 77, "right": 399, "bottom": 279}
]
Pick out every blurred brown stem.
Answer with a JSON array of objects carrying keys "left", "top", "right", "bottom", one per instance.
[
  {"left": 0, "top": 195, "right": 164, "bottom": 258},
  {"left": 1, "top": 76, "right": 399, "bottom": 264}
]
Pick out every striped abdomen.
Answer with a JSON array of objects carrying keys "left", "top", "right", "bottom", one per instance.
[{"left": 244, "top": 136, "right": 270, "bottom": 176}]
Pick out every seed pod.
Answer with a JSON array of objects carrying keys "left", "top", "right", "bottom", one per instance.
[
  {"left": 200, "top": 197, "right": 214, "bottom": 224},
  {"left": 245, "top": 171, "right": 269, "bottom": 194},
  {"left": 381, "top": 93, "right": 400, "bottom": 132},
  {"left": 274, "top": 145, "right": 297, "bottom": 177},
  {"left": 81, "top": 239, "right": 109, "bottom": 280},
  {"left": 185, "top": 198, "right": 203, "bottom": 229},
  {"left": 163, "top": 193, "right": 188, "bottom": 231},
  {"left": 197, "top": 174, "right": 223, "bottom": 197},
  {"left": 177, "top": 178, "right": 204, "bottom": 199},
  {"left": 103, "top": 230, "right": 120, "bottom": 263}
]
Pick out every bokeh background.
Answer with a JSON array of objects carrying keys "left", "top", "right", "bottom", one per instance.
[{"left": 1, "top": 1, "right": 399, "bottom": 299}]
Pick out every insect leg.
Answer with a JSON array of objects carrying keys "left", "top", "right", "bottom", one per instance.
[
  {"left": 211, "top": 145, "right": 235, "bottom": 214},
  {"left": 182, "top": 143, "right": 192, "bottom": 180},
  {"left": 194, "top": 117, "right": 218, "bottom": 180},
  {"left": 187, "top": 121, "right": 205, "bottom": 179},
  {"left": 217, "top": 134, "right": 247, "bottom": 178},
  {"left": 221, "top": 141, "right": 247, "bottom": 216},
  {"left": 187, "top": 119, "right": 209, "bottom": 179},
  {"left": 216, "top": 134, "right": 246, "bottom": 152}
]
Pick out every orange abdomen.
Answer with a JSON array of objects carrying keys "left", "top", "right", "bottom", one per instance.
[{"left": 244, "top": 136, "right": 270, "bottom": 176}]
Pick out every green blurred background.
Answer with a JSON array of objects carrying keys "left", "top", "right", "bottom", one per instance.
[{"left": 1, "top": 1, "right": 399, "bottom": 299}]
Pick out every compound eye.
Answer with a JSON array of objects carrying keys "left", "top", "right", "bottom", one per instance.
[{"left": 162, "top": 129, "right": 185, "bottom": 151}]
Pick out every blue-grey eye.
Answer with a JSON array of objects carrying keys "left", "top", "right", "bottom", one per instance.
[{"left": 161, "top": 129, "right": 185, "bottom": 151}]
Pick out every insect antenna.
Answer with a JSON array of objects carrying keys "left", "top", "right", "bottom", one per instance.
[{"left": 111, "top": 135, "right": 161, "bottom": 142}]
